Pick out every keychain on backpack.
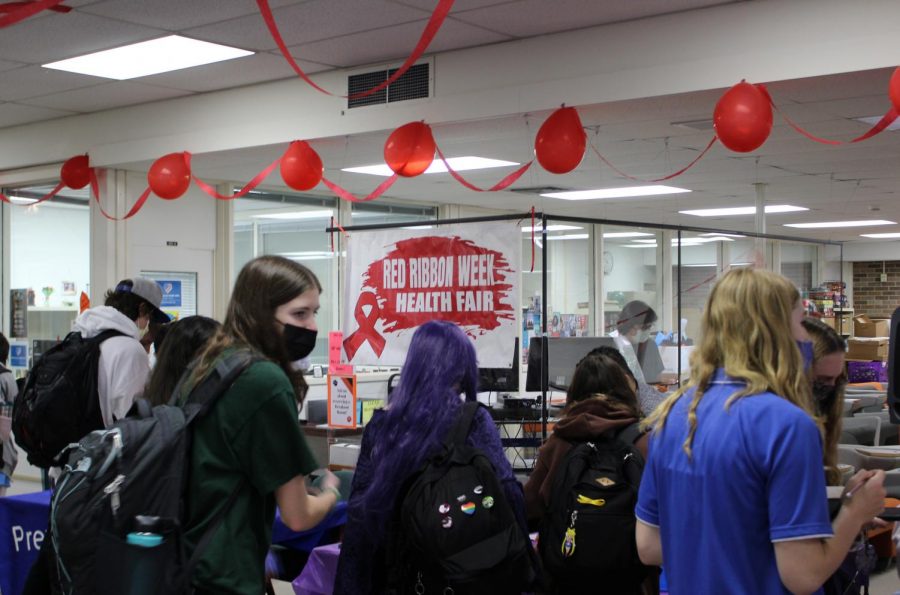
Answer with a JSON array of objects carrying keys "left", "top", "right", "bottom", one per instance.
[{"left": 562, "top": 511, "right": 577, "bottom": 558}]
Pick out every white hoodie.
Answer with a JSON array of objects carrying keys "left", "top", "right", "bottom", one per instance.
[{"left": 72, "top": 306, "right": 149, "bottom": 427}]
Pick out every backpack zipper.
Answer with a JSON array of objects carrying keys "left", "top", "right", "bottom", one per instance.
[{"left": 103, "top": 474, "right": 125, "bottom": 518}]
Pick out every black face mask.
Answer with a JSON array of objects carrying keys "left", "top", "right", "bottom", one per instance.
[
  {"left": 280, "top": 322, "right": 317, "bottom": 361},
  {"left": 812, "top": 381, "right": 839, "bottom": 414}
]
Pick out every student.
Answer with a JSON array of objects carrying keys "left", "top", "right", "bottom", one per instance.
[
  {"left": 801, "top": 317, "right": 847, "bottom": 486},
  {"left": 335, "top": 320, "right": 531, "bottom": 594},
  {"left": 76, "top": 276, "right": 171, "bottom": 425},
  {"left": 635, "top": 268, "right": 886, "bottom": 595},
  {"left": 588, "top": 344, "right": 665, "bottom": 416},
  {"left": 0, "top": 333, "right": 17, "bottom": 496},
  {"left": 180, "top": 255, "right": 339, "bottom": 595},
  {"left": 144, "top": 315, "right": 221, "bottom": 406},
  {"left": 610, "top": 300, "right": 665, "bottom": 384}
]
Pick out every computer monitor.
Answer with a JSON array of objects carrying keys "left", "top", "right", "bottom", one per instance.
[
  {"left": 525, "top": 336, "right": 619, "bottom": 392},
  {"left": 478, "top": 338, "right": 519, "bottom": 393}
]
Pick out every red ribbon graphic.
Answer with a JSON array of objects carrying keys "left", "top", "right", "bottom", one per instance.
[
  {"left": 257, "top": 0, "right": 454, "bottom": 100},
  {"left": 343, "top": 292, "right": 386, "bottom": 360},
  {"left": 757, "top": 84, "right": 898, "bottom": 145},
  {"left": 0, "top": 0, "right": 68, "bottom": 27}
]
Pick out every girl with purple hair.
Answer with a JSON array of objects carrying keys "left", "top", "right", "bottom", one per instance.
[{"left": 335, "top": 320, "right": 531, "bottom": 594}]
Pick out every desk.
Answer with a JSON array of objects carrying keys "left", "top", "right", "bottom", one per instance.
[{"left": 0, "top": 490, "right": 51, "bottom": 595}]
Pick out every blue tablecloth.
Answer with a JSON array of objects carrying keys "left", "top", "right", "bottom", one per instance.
[
  {"left": 0, "top": 490, "right": 52, "bottom": 595},
  {"left": 272, "top": 501, "right": 347, "bottom": 552}
]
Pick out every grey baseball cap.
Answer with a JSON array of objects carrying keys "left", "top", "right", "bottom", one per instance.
[{"left": 114, "top": 277, "right": 171, "bottom": 325}]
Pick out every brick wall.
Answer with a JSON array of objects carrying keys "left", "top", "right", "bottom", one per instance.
[{"left": 852, "top": 261, "right": 900, "bottom": 318}]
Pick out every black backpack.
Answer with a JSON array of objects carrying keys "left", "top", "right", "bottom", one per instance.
[
  {"left": 538, "top": 423, "right": 650, "bottom": 594},
  {"left": 47, "top": 350, "right": 257, "bottom": 595},
  {"left": 12, "top": 329, "right": 123, "bottom": 468},
  {"left": 387, "top": 401, "right": 535, "bottom": 595}
]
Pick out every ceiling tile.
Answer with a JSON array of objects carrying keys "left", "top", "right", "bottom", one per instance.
[
  {"left": 185, "top": 0, "right": 430, "bottom": 52},
  {"left": 451, "top": 0, "right": 738, "bottom": 38},
  {"left": 0, "top": 103, "right": 75, "bottom": 128},
  {"left": 23, "top": 81, "right": 192, "bottom": 113},
  {"left": 79, "top": 0, "right": 305, "bottom": 31},
  {"left": 0, "top": 59, "right": 26, "bottom": 73},
  {"left": 0, "top": 12, "right": 166, "bottom": 65},
  {"left": 142, "top": 52, "right": 325, "bottom": 93},
  {"left": 0, "top": 66, "right": 102, "bottom": 102},
  {"left": 288, "top": 17, "right": 511, "bottom": 67},
  {"left": 390, "top": 0, "right": 515, "bottom": 11}
]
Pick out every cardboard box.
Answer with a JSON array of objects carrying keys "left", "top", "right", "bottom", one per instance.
[
  {"left": 854, "top": 314, "right": 890, "bottom": 337},
  {"left": 821, "top": 316, "right": 836, "bottom": 330},
  {"left": 846, "top": 337, "right": 889, "bottom": 361}
]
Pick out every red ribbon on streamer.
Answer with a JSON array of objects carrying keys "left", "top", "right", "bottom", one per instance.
[
  {"left": 329, "top": 216, "right": 349, "bottom": 252},
  {"left": 0, "top": 182, "right": 64, "bottom": 205},
  {"left": 187, "top": 152, "right": 282, "bottom": 200},
  {"left": 321, "top": 174, "right": 398, "bottom": 203},
  {"left": 343, "top": 292, "right": 386, "bottom": 360},
  {"left": 590, "top": 136, "right": 718, "bottom": 182},
  {"left": 257, "top": 0, "right": 454, "bottom": 100},
  {"left": 89, "top": 170, "right": 150, "bottom": 220},
  {"left": 0, "top": 0, "right": 67, "bottom": 27},
  {"left": 434, "top": 145, "right": 533, "bottom": 192},
  {"left": 757, "top": 84, "right": 898, "bottom": 145}
]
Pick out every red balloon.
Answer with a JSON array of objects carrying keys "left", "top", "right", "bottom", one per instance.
[
  {"left": 384, "top": 122, "right": 435, "bottom": 177},
  {"left": 281, "top": 141, "right": 323, "bottom": 191},
  {"left": 888, "top": 67, "right": 900, "bottom": 113},
  {"left": 61, "top": 155, "right": 91, "bottom": 189},
  {"left": 713, "top": 81, "right": 773, "bottom": 153},
  {"left": 534, "top": 107, "right": 587, "bottom": 174},
  {"left": 148, "top": 152, "right": 191, "bottom": 200}
]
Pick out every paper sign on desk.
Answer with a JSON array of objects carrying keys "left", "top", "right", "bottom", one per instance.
[
  {"left": 329, "top": 331, "right": 353, "bottom": 376},
  {"left": 327, "top": 374, "right": 357, "bottom": 428}
]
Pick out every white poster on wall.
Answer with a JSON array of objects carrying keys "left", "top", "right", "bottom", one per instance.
[{"left": 342, "top": 222, "right": 521, "bottom": 367}]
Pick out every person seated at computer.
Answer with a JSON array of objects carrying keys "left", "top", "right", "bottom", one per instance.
[{"left": 609, "top": 300, "right": 665, "bottom": 384}]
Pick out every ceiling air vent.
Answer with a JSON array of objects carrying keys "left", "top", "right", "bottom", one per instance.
[
  {"left": 509, "top": 186, "right": 572, "bottom": 195},
  {"left": 347, "top": 62, "right": 430, "bottom": 109}
]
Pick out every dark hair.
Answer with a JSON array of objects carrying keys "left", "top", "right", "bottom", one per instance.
[
  {"left": 566, "top": 353, "right": 640, "bottom": 416},
  {"left": 355, "top": 320, "right": 478, "bottom": 539},
  {"left": 0, "top": 333, "right": 9, "bottom": 364},
  {"left": 195, "top": 256, "right": 322, "bottom": 403},
  {"left": 617, "top": 300, "right": 657, "bottom": 334},
  {"left": 104, "top": 280, "right": 153, "bottom": 322},
  {"left": 586, "top": 345, "right": 637, "bottom": 386},
  {"left": 145, "top": 316, "right": 221, "bottom": 406}
]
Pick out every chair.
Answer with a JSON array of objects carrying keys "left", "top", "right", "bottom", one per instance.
[
  {"left": 855, "top": 411, "right": 894, "bottom": 445},
  {"left": 842, "top": 416, "right": 882, "bottom": 447}
]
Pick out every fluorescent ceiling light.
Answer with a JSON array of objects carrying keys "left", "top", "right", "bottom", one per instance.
[
  {"left": 521, "top": 225, "right": 582, "bottom": 233},
  {"left": 547, "top": 234, "right": 589, "bottom": 241},
  {"left": 681, "top": 263, "right": 717, "bottom": 268},
  {"left": 343, "top": 156, "right": 519, "bottom": 177},
  {"left": 252, "top": 209, "right": 333, "bottom": 220},
  {"left": 540, "top": 185, "right": 690, "bottom": 200},
  {"left": 624, "top": 244, "right": 658, "bottom": 249},
  {"left": 784, "top": 220, "right": 896, "bottom": 229},
  {"left": 603, "top": 232, "right": 654, "bottom": 238},
  {"left": 42, "top": 35, "right": 253, "bottom": 80},
  {"left": 860, "top": 232, "right": 900, "bottom": 239},
  {"left": 856, "top": 116, "right": 900, "bottom": 132},
  {"left": 632, "top": 239, "right": 658, "bottom": 244},
  {"left": 8, "top": 195, "right": 37, "bottom": 204},
  {"left": 680, "top": 205, "right": 807, "bottom": 217},
  {"left": 401, "top": 225, "right": 434, "bottom": 230},
  {"left": 700, "top": 232, "right": 745, "bottom": 238}
]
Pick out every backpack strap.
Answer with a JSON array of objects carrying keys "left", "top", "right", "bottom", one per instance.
[
  {"left": 178, "top": 350, "right": 259, "bottom": 422},
  {"left": 177, "top": 481, "right": 243, "bottom": 592},
  {"left": 444, "top": 401, "right": 482, "bottom": 450},
  {"left": 617, "top": 422, "right": 645, "bottom": 449}
]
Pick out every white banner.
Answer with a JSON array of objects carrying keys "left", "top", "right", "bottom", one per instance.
[{"left": 342, "top": 222, "right": 521, "bottom": 368}]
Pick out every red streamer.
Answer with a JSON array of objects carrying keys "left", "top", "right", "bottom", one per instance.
[
  {"left": 434, "top": 145, "right": 533, "bottom": 192},
  {"left": 530, "top": 207, "right": 535, "bottom": 273},
  {"left": 0, "top": 182, "right": 64, "bottom": 206},
  {"left": 590, "top": 136, "right": 718, "bottom": 182},
  {"left": 329, "top": 216, "right": 350, "bottom": 252},
  {"left": 187, "top": 152, "right": 282, "bottom": 200},
  {"left": 0, "top": 0, "right": 67, "bottom": 27},
  {"left": 257, "top": 0, "right": 454, "bottom": 100},
  {"left": 321, "top": 174, "right": 398, "bottom": 203},
  {"left": 89, "top": 170, "right": 150, "bottom": 220},
  {"left": 757, "top": 84, "right": 898, "bottom": 145}
]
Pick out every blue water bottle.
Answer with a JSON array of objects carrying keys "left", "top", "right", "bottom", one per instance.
[{"left": 125, "top": 516, "right": 164, "bottom": 595}]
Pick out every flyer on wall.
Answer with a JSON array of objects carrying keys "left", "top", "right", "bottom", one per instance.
[{"left": 342, "top": 222, "right": 521, "bottom": 368}]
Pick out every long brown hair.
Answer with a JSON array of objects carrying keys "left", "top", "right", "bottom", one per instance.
[
  {"left": 802, "top": 317, "right": 847, "bottom": 485},
  {"left": 193, "top": 255, "right": 322, "bottom": 404},
  {"left": 645, "top": 268, "right": 815, "bottom": 457},
  {"left": 566, "top": 353, "right": 640, "bottom": 418}
]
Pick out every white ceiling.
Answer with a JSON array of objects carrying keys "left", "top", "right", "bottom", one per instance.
[{"left": 3, "top": 0, "right": 900, "bottom": 242}]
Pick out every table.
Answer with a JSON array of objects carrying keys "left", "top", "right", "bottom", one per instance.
[{"left": 0, "top": 490, "right": 51, "bottom": 595}]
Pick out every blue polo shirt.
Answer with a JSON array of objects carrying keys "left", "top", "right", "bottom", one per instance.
[{"left": 636, "top": 370, "right": 832, "bottom": 595}]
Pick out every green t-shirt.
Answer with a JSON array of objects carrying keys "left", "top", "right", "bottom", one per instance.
[{"left": 184, "top": 359, "right": 318, "bottom": 594}]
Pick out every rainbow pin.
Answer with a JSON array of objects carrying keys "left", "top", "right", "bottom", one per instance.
[{"left": 461, "top": 502, "right": 476, "bottom": 515}]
